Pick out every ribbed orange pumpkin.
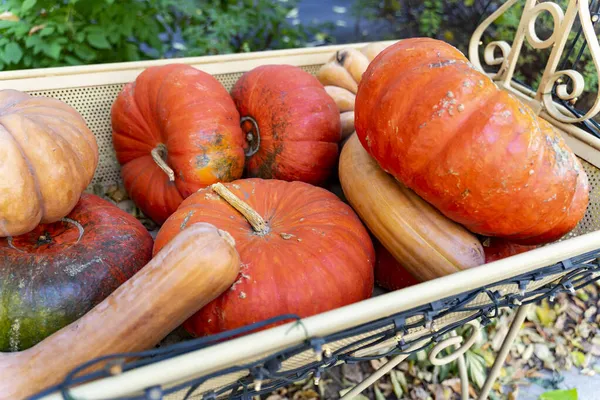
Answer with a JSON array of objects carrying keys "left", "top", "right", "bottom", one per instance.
[
  {"left": 355, "top": 38, "right": 589, "bottom": 245},
  {"left": 231, "top": 65, "right": 341, "bottom": 185},
  {"left": 153, "top": 178, "right": 374, "bottom": 336},
  {"left": 0, "top": 90, "right": 98, "bottom": 237},
  {"left": 111, "top": 64, "right": 245, "bottom": 225}
]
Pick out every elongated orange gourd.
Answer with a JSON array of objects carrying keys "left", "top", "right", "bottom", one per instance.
[{"left": 355, "top": 38, "right": 589, "bottom": 245}]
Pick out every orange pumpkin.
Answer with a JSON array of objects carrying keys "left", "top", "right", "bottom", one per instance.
[
  {"left": 231, "top": 65, "right": 341, "bottom": 185},
  {"left": 153, "top": 179, "right": 375, "bottom": 336},
  {"left": 373, "top": 239, "right": 420, "bottom": 291},
  {"left": 355, "top": 38, "right": 589, "bottom": 245},
  {"left": 111, "top": 64, "right": 245, "bottom": 225},
  {"left": 0, "top": 89, "right": 98, "bottom": 237},
  {"left": 482, "top": 237, "right": 538, "bottom": 263}
]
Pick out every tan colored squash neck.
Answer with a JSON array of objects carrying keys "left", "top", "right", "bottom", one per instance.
[
  {"left": 151, "top": 143, "right": 175, "bottom": 182},
  {"left": 0, "top": 223, "right": 240, "bottom": 400},
  {"left": 211, "top": 182, "right": 269, "bottom": 235}
]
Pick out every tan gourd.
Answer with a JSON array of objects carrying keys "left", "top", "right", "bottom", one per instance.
[
  {"left": 316, "top": 61, "right": 358, "bottom": 94},
  {"left": 317, "top": 42, "right": 392, "bottom": 141},
  {"left": 361, "top": 42, "right": 392, "bottom": 62},
  {"left": 324, "top": 86, "right": 355, "bottom": 112},
  {"left": 339, "top": 134, "right": 485, "bottom": 282},
  {"left": 340, "top": 112, "right": 355, "bottom": 140},
  {"left": 329, "top": 48, "right": 370, "bottom": 83},
  {"left": 0, "top": 222, "right": 241, "bottom": 400}
]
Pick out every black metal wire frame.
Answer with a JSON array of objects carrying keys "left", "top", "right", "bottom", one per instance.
[{"left": 29, "top": 248, "right": 600, "bottom": 400}]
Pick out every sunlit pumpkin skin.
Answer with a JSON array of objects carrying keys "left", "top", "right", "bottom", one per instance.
[
  {"left": 111, "top": 64, "right": 245, "bottom": 225},
  {"left": 0, "top": 89, "right": 98, "bottom": 237},
  {"left": 355, "top": 38, "right": 589, "bottom": 245},
  {"left": 482, "top": 237, "right": 538, "bottom": 263},
  {"left": 153, "top": 178, "right": 375, "bottom": 336},
  {"left": 231, "top": 65, "right": 341, "bottom": 185},
  {"left": 0, "top": 194, "right": 153, "bottom": 352},
  {"left": 374, "top": 239, "right": 420, "bottom": 291}
]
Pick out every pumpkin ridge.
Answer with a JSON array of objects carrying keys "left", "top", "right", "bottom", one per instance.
[
  {"left": 402, "top": 64, "right": 497, "bottom": 182},
  {"left": 0, "top": 118, "right": 45, "bottom": 223},
  {"left": 23, "top": 115, "right": 86, "bottom": 191},
  {"left": 113, "top": 128, "right": 158, "bottom": 152},
  {"left": 25, "top": 112, "right": 98, "bottom": 178},
  {"left": 17, "top": 109, "right": 98, "bottom": 166},
  {"left": 146, "top": 165, "right": 172, "bottom": 210}
]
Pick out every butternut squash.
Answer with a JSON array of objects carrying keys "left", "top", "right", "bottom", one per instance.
[
  {"left": 340, "top": 112, "right": 355, "bottom": 140},
  {"left": 324, "top": 86, "right": 355, "bottom": 112},
  {"left": 339, "top": 134, "right": 485, "bottom": 282},
  {"left": 0, "top": 222, "right": 241, "bottom": 400}
]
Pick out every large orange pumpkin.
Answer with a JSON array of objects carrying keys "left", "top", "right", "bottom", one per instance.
[
  {"left": 111, "top": 64, "right": 245, "bottom": 225},
  {"left": 230, "top": 65, "right": 341, "bottom": 185},
  {"left": 0, "top": 89, "right": 98, "bottom": 237},
  {"left": 355, "top": 38, "right": 589, "bottom": 245},
  {"left": 153, "top": 178, "right": 374, "bottom": 336}
]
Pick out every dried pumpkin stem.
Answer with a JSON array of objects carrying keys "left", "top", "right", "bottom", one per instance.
[
  {"left": 211, "top": 182, "right": 269, "bottom": 235},
  {"left": 151, "top": 143, "right": 175, "bottom": 182}
]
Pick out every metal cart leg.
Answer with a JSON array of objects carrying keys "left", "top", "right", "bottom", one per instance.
[{"left": 477, "top": 304, "right": 533, "bottom": 400}]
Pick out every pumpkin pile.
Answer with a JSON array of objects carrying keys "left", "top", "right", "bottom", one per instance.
[{"left": 0, "top": 37, "right": 591, "bottom": 398}]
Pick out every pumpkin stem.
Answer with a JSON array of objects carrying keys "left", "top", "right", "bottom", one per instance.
[
  {"left": 151, "top": 144, "right": 175, "bottom": 182},
  {"left": 211, "top": 182, "right": 269, "bottom": 235},
  {"left": 241, "top": 116, "right": 260, "bottom": 157}
]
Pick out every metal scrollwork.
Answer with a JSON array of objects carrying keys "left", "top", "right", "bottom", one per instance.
[
  {"left": 428, "top": 321, "right": 480, "bottom": 366},
  {"left": 469, "top": 0, "right": 600, "bottom": 124}
]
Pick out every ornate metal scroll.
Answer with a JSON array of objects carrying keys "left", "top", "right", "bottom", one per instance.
[{"left": 469, "top": 0, "right": 600, "bottom": 125}]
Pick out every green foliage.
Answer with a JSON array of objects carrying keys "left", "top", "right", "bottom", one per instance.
[
  {"left": 0, "top": 0, "right": 326, "bottom": 71},
  {"left": 540, "top": 388, "right": 578, "bottom": 400}
]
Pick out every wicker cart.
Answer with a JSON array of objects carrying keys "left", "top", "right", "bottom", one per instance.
[{"left": 4, "top": 0, "right": 600, "bottom": 399}]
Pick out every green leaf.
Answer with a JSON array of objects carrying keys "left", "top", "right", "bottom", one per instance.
[
  {"left": 39, "top": 26, "right": 55, "bottom": 36},
  {"left": 24, "top": 35, "right": 42, "bottom": 49},
  {"left": 122, "top": 43, "right": 140, "bottom": 61},
  {"left": 3, "top": 42, "right": 23, "bottom": 64},
  {"left": 43, "top": 41, "right": 61, "bottom": 60},
  {"left": 465, "top": 350, "right": 487, "bottom": 389},
  {"left": 87, "top": 33, "right": 111, "bottom": 49},
  {"left": 21, "top": 0, "right": 37, "bottom": 13},
  {"left": 0, "top": 21, "right": 18, "bottom": 29},
  {"left": 390, "top": 370, "right": 403, "bottom": 399},
  {"left": 374, "top": 385, "right": 386, "bottom": 400},
  {"left": 539, "top": 388, "right": 578, "bottom": 400},
  {"left": 571, "top": 351, "right": 586, "bottom": 367},
  {"left": 64, "top": 55, "right": 82, "bottom": 66},
  {"left": 73, "top": 44, "right": 96, "bottom": 61}
]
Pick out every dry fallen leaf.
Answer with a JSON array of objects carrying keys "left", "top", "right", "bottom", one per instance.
[
  {"left": 0, "top": 11, "right": 19, "bottom": 21},
  {"left": 28, "top": 24, "right": 46, "bottom": 36}
]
